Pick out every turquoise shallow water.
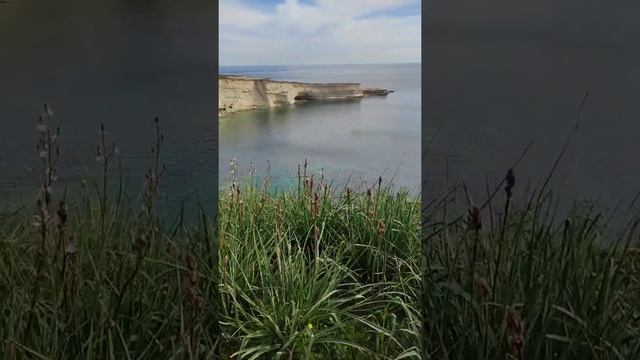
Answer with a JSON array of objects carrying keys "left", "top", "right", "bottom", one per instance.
[{"left": 219, "top": 63, "right": 421, "bottom": 193}]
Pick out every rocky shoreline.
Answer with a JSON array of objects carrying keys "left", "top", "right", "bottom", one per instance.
[{"left": 219, "top": 75, "right": 392, "bottom": 117}]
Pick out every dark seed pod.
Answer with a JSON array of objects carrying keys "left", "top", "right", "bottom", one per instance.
[
  {"left": 468, "top": 205, "right": 482, "bottom": 230},
  {"left": 505, "top": 169, "right": 515, "bottom": 198}
]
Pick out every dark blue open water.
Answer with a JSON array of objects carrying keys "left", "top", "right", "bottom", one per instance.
[
  {"left": 424, "top": 0, "right": 640, "bottom": 211},
  {"left": 0, "top": 0, "right": 217, "bottom": 212}
]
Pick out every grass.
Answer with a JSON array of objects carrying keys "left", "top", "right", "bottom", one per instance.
[
  {"left": 7, "top": 98, "right": 639, "bottom": 360},
  {"left": 1, "top": 105, "right": 422, "bottom": 359},
  {"left": 423, "top": 174, "right": 640, "bottom": 359},
  {"left": 0, "top": 192, "right": 220, "bottom": 359},
  {"left": 218, "top": 161, "right": 421, "bottom": 359},
  {"left": 423, "top": 92, "right": 640, "bottom": 359},
  {"left": 0, "top": 107, "right": 220, "bottom": 359}
]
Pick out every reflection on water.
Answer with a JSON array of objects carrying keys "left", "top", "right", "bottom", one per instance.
[{"left": 219, "top": 64, "right": 421, "bottom": 194}]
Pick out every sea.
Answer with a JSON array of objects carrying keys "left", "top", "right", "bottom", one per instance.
[
  {"left": 0, "top": 0, "right": 217, "bottom": 213},
  {"left": 424, "top": 1, "right": 640, "bottom": 212},
  {"left": 218, "top": 63, "right": 422, "bottom": 194}
]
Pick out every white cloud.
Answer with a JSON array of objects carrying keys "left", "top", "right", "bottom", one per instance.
[
  {"left": 315, "top": 0, "right": 416, "bottom": 17},
  {"left": 274, "top": 0, "right": 338, "bottom": 33},
  {"left": 219, "top": 1, "right": 270, "bottom": 29},
  {"left": 219, "top": 0, "right": 421, "bottom": 65}
]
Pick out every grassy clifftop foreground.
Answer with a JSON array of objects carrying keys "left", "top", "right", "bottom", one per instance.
[
  {"left": 1, "top": 110, "right": 220, "bottom": 359},
  {"left": 5, "top": 105, "right": 639, "bottom": 360},
  {"left": 218, "top": 166, "right": 421, "bottom": 358},
  {"left": 423, "top": 172, "right": 640, "bottom": 359},
  {"left": 0, "top": 172, "right": 421, "bottom": 359},
  {"left": 1, "top": 106, "right": 421, "bottom": 359}
]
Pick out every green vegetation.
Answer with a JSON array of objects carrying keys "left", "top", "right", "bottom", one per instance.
[
  {"left": 424, "top": 94, "right": 640, "bottom": 359},
  {"left": 1, "top": 106, "right": 421, "bottom": 359},
  {"left": 423, "top": 174, "right": 640, "bottom": 359},
  {"left": 0, "top": 189, "right": 219, "bottom": 359},
  {"left": 1, "top": 109, "right": 219, "bottom": 359},
  {"left": 218, "top": 162, "right": 421, "bottom": 359}
]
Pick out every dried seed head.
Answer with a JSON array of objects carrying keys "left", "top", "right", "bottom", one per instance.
[
  {"left": 133, "top": 231, "right": 147, "bottom": 256},
  {"left": 475, "top": 277, "right": 490, "bottom": 301},
  {"left": 505, "top": 169, "right": 516, "bottom": 198},
  {"left": 276, "top": 203, "right": 284, "bottom": 226},
  {"left": 563, "top": 218, "right": 571, "bottom": 239},
  {"left": 506, "top": 306, "right": 525, "bottom": 356},
  {"left": 57, "top": 200, "right": 67, "bottom": 226},
  {"left": 195, "top": 294, "right": 204, "bottom": 308},
  {"left": 186, "top": 254, "right": 196, "bottom": 271},
  {"left": 186, "top": 254, "right": 198, "bottom": 285},
  {"left": 7, "top": 340, "right": 16, "bottom": 360},
  {"left": 467, "top": 205, "right": 482, "bottom": 230},
  {"left": 377, "top": 219, "right": 386, "bottom": 236},
  {"left": 65, "top": 240, "right": 77, "bottom": 254},
  {"left": 311, "top": 192, "right": 319, "bottom": 219}
]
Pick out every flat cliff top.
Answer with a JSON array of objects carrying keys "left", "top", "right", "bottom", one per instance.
[
  {"left": 219, "top": 75, "right": 361, "bottom": 87},
  {"left": 219, "top": 74, "right": 391, "bottom": 117}
]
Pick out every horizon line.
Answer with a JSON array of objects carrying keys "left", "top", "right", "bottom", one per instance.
[{"left": 219, "top": 61, "right": 421, "bottom": 67}]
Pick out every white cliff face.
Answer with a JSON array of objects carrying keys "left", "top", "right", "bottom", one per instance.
[{"left": 218, "top": 76, "right": 390, "bottom": 117}]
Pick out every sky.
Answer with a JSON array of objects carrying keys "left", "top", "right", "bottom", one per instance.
[{"left": 219, "top": 0, "right": 421, "bottom": 66}]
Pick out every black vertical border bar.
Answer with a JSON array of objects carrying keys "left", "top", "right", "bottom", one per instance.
[
  {"left": 212, "top": 0, "right": 221, "bottom": 357},
  {"left": 421, "top": 1, "right": 428, "bottom": 359},
  {"left": 213, "top": 0, "right": 220, "bottom": 217}
]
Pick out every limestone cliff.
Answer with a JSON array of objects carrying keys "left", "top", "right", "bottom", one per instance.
[{"left": 219, "top": 75, "right": 392, "bottom": 117}]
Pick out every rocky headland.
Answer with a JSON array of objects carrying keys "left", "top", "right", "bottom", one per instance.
[{"left": 219, "top": 75, "right": 392, "bottom": 117}]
